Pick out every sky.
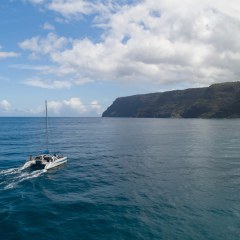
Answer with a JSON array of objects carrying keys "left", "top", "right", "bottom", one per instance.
[{"left": 1, "top": 0, "right": 240, "bottom": 116}]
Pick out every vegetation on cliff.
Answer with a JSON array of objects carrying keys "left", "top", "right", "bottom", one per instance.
[{"left": 102, "top": 82, "right": 240, "bottom": 118}]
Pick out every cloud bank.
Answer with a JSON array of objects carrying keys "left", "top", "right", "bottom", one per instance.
[
  {"left": 0, "top": 52, "right": 19, "bottom": 59},
  {"left": 20, "top": 0, "right": 240, "bottom": 90},
  {"left": 25, "top": 98, "right": 103, "bottom": 116},
  {"left": 0, "top": 100, "right": 11, "bottom": 111}
]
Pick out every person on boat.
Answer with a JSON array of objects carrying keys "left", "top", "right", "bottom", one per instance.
[{"left": 52, "top": 154, "right": 57, "bottom": 161}]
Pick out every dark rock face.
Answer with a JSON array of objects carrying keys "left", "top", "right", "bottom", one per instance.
[{"left": 102, "top": 82, "right": 240, "bottom": 118}]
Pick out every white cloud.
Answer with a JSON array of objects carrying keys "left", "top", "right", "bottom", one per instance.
[
  {"left": 47, "top": 0, "right": 114, "bottom": 18},
  {"left": 24, "top": 77, "right": 72, "bottom": 89},
  {"left": 19, "top": 32, "right": 69, "bottom": 55},
  {"left": 23, "top": 97, "right": 102, "bottom": 116},
  {"left": 23, "top": 101, "right": 62, "bottom": 115},
  {"left": 25, "top": 105, "right": 44, "bottom": 115},
  {"left": 74, "top": 77, "right": 94, "bottom": 85},
  {"left": 24, "top": 0, "right": 46, "bottom": 4},
  {"left": 42, "top": 22, "right": 55, "bottom": 31},
  {"left": 11, "top": 64, "right": 52, "bottom": 71},
  {"left": 0, "top": 100, "right": 11, "bottom": 111},
  {"left": 48, "top": 0, "right": 93, "bottom": 16},
  {"left": 22, "top": 75, "right": 93, "bottom": 89},
  {"left": 0, "top": 51, "right": 19, "bottom": 59},
  {"left": 90, "top": 100, "right": 103, "bottom": 114},
  {"left": 20, "top": 0, "right": 240, "bottom": 89},
  {"left": 63, "top": 97, "right": 87, "bottom": 113},
  {"left": 48, "top": 100, "right": 62, "bottom": 114}
]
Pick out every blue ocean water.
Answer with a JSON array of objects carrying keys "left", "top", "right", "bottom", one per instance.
[{"left": 1, "top": 118, "right": 240, "bottom": 240}]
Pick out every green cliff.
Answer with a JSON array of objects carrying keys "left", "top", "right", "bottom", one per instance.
[{"left": 102, "top": 82, "right": 240, "bottom": 118}]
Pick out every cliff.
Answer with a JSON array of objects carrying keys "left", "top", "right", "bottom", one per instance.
[{"left": 102, "top": 82, "right": 240, "bottom": 118}]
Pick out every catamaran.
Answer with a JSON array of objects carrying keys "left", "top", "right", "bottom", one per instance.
[{"left": 23, "top": 100, "right": 67, "bottom": 170}]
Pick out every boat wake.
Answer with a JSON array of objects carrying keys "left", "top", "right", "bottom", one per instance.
[
  {"left": 0, "top": 167, "right": 24, "bottom": 176},
  {"left": 0, "top": 167, "right": 46, "bottom": 190}
]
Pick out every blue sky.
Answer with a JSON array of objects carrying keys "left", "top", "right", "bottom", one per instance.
[{"left": 0, "top": 0, "right": 240, "bottom": 116}]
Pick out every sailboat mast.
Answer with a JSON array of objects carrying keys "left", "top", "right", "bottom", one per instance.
[{"left": 45, "top": 100, "right": 49, "bottom": 152}]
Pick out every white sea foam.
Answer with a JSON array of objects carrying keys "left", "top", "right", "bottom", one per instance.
[
  {"left": 0, "top": 167, "right": 23, "bottom": 176},
  {"left": 3, "top": 169, "right": 47, "bottom": 190}
]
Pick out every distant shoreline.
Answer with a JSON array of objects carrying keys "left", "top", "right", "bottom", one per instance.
[{"left": 102, "top": 81, "right": 240, "bottom": 118}]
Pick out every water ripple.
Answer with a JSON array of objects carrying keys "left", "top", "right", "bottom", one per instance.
[{"left": 1, "top": 118, "right": 240, "bottom": 239}]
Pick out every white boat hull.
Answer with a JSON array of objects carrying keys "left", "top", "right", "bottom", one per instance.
[
  {"left": 23, "top": 156, "right": 67, "bottom": 170},
  {"left": 45, "top": 157, "right": 67, "bottom": 170}
]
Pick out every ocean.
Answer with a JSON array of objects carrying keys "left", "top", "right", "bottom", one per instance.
[{"left": 1, "top": 117, "right": 240, "bottom": 240}]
